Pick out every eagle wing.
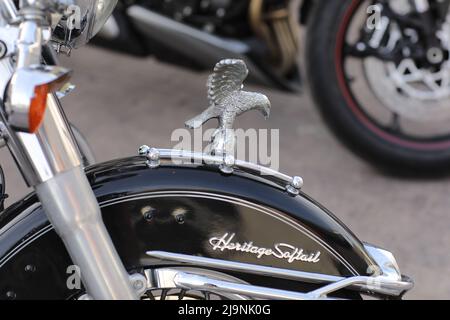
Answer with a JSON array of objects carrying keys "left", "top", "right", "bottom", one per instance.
[{"left": 207, "top": 59, "right": 249, "bottom": 106}]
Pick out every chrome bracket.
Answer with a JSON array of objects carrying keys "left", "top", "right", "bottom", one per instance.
[
  {"left": 135, "top": 148, "right": 305, "bottom": 195},
  {"left": 219, "top": 154, "right": 235, "bottom": 174},
  {"left": 55, "top": 82, "right": 76, "bottom": 99},
  {"left": 129, "top": 273, "right": 148, "bottom": 297},
  {"left": 78, "top": 273, "right": 149, "bottom": 300},
  {"left": 147, "top": 250, "right": 413, "bottom": 298}
]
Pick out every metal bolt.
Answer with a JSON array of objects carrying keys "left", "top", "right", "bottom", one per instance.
[
  {"left": 141, "top": 206, "right": 155, "bottom": 221},
  {"left": 148, "top": 148, "right": 160, "bottom": 161},
  {"left": 427, "top": 47, "right": 444, "bottom": 64},
  {"left": 129, "top": 273, "right": 148, "bottom": 297},
  {"left": 139, "top": 146, "right": 160, "bottom": 168},
  {"left": 6, "top": 291, "right": 16, "bottom": 300},
  {"left": 291, "top": 176, "right": 304, "bottom": 189},
  {"left": 175, "top": 214, "right": 185, "bottom": 224},
  {"left": 356, "top": 42, "right": 366, "bottom": 52},
  {"left": 133, "top": 280, "right": 144, "bottom": 291},
  {"left": 286, "top": 176, "right": 303, "bottom": 196},
  {"left": 24, "top": 265, "right": 36, "bottom": 273},
  {"left": 147, "top": 148, "right": 161, "bottom": 168},
  {"left": 139, "top": 145, "right": 150, "bottom": 156}
]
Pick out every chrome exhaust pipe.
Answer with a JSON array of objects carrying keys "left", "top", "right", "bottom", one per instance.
[{"left": 126, "top": 5, "right": 272, "bottom": 85}]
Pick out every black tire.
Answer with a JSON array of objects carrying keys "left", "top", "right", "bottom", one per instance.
[{"left": 305, "top": 0, "right": 450, "bottom": 173}]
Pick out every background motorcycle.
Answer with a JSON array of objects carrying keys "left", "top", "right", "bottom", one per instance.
[
  {"left": 0, "top": 0, "right": 412, "bottom": 300},
  {"left": 93, "top": 0, "right": 303, "bottom": 92},
  {"left": 93, "top": 0, "right": 450, "bottom": 172}
]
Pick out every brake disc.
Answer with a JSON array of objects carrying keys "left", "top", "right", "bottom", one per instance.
[{"left": 363, "top": 8, "right": 450, "bottom": 122}]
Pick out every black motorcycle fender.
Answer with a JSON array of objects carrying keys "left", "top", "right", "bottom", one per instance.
[{"left": 0, "top": 157, "right": 375, "bottom": 299}]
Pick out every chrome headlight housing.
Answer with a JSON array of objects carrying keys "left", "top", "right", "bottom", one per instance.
[{"left": 51, "top": 0, "right": 117, "bottom": 50}]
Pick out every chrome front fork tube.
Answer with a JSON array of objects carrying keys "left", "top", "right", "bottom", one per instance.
[
  {"left": 9, "top": 94, "right": 137, "bottom": 300},
  {"left": 35, "top": 166, "right": 138, "bottom": 300},
  {"left": 0, "top": 61, "right": 136, "bottom": 299},
  {"left": 9, "top": 96, "right": 137, "bottom": 300}
]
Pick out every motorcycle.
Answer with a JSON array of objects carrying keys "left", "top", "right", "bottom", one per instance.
[
  {"left": 0, "top": 0, "right": 412, "bottom": 300},
  {"left": 93, "top": 0, "right": 450, "bottom": 172}
]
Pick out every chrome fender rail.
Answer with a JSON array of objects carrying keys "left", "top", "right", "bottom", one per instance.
[
  {"left": 146, "top": 251, "right": 413, "bottom": 299},
  {"left": 139, "top": 147, "right": 304, "bottom": 196}
]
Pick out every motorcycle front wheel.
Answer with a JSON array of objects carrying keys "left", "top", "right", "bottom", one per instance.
[{"left": 306, "top": 0, "right": 450, "bottom": 172}]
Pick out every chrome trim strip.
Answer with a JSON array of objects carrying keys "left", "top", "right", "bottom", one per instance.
[
  {"left": 173, "top": 271, "right": 321, "bottom": 300},
  {"left": 146, "top": 251, "right": 413, "bottom": 297},
  {"left": 144, "top": 148, "right": 298, "bottom": 192},
  {"left": 148, "top": 251, "right": 342, "bottom": 284}
]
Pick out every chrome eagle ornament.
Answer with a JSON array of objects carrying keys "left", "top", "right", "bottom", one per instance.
[{"left": 185, "top": 59, "right": 271, "bottom": 161}]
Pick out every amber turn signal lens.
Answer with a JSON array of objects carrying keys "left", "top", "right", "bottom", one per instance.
[{"left": 28, "top": 84, "right": 49, "bottom": 133}]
